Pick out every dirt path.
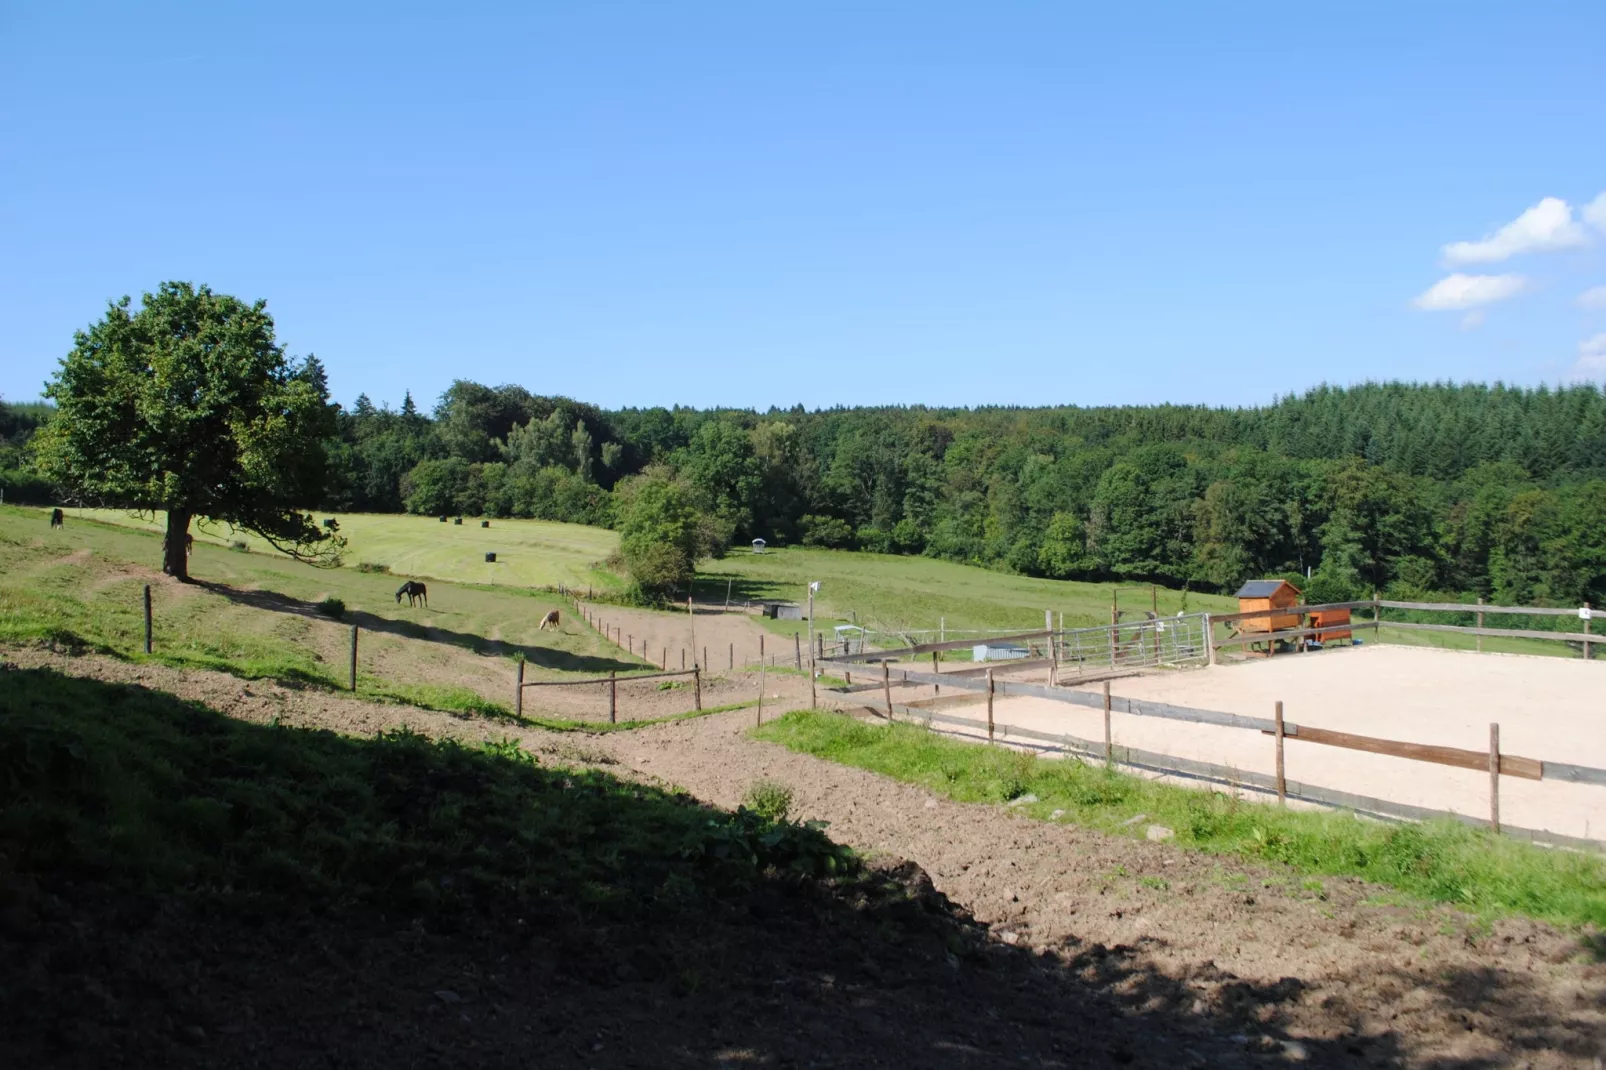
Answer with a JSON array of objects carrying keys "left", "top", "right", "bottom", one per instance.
[
  {"left": 600, "top": 710, "right": 1606, "bottom": 1066},
  {"left": 8, "top": 645, "right": 1605, "bottom": 1065},
  {"left": 581, "top": 601, "right": 802, "bottom": 672}
]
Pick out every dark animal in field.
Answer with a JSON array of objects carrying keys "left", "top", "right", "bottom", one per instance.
[
  {"left": 49, "top": 508, "right": 63, "bottom": 528},
  {"left": 322, "top": 517, "right": 339, "bottom": 531},
  {"left": 538, "top": 609, "right": 559, "bottom": 631},
  {"left": 396, "top": 580, "right": 428, "bottom": 608},
  {"left": 185, "top": 533, "right": 194, "bottom": 557}
]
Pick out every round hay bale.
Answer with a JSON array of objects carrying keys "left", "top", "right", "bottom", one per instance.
[
  {"left": 481, "top": 520, "right": 489, "bottom": 528},
  {"left": 485, "top": 552, "right": 497, "bottom": 563}
]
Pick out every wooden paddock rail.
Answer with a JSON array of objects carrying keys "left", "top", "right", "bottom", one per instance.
[
  {"left": 1212, "top": 597, "right": 1599, "bottom": 657},
  {"left": 515, "top": 663, "right": 701, "bottom": 724},
  {"left": 828, "top": 629, "right": 1052, "bottom": 664},
  {"left": 819, "top": 652, "right": 1606, "bottom": 842}
]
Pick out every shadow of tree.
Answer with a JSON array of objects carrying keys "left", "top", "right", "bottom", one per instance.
[{"left": 194, "top": 580, "right": 643, "bottom": 675}]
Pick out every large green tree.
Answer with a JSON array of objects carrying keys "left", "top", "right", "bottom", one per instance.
[{"left": 35, "top": 282, "right": 341, "bottom": 581}]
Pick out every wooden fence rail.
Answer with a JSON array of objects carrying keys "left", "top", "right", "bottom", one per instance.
[
  {"left": 1208, "top": 597, "right": 1596, "bottom": 657},
  {"left": 818, "top": 653, "right": 1606, "bottom": 843},
  {"left": 862, "top": 698, "right": 1604, "bottom": 853}
]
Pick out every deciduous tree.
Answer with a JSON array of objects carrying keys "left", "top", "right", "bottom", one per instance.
[{"left": 35, "top": 282, "right": 340, "bottom": 580}]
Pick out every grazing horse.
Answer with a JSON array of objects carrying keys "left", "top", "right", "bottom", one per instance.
[
  {"left": 538, "top": 609, "right": 559, "bottom": 631},
  {"left": 395, "top": 580, "right": 428, "bottom": 608},
  {"left": 49, "top": 508, "right": 63, "bottom": 529}
]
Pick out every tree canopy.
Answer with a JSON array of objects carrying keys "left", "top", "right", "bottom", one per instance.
[{"left": 34, "top": 282, "right": 341, "bottom": 580}]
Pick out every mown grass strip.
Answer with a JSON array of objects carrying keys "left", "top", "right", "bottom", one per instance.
[{"left": 753, "top": 710, "right": 1606, "bottom": 929}]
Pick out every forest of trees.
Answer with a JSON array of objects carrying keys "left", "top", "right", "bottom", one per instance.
[{"left": 5, "top": 380, "right": 1605, "bottom": 606}]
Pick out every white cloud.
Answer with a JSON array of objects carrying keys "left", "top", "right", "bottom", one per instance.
[
  {"left": 1570, "top": 333, "right": 1606, "bottom": 381},
  {"left": 1441, "top": 197, "right": 1588, "bottom": 265},
  {"left": 1413, "top": 273, "right": 1527, "bottom": 311},
  {"left": 1585, "top": 192, "right": 1606, "bottom": 233},
  {"left": 1460, "top": 310, "right": 1485, "bottom": 330},
  {"left": 1579, "top": 285, "right": 1606, "bottom": 310}
]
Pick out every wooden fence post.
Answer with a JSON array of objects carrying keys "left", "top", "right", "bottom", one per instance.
[
  {"left": 349, "top": 625, "right": 359, "bottom": 691},
  {"left": 809, "top": 655, "right": 817, "bottom": 708},
  {"left": 1103, "top": 681, "right": 1112, "bottom": 766},
  {"left": 757, "top": 662, "right": 765, "bottom": 726},
  {"left": 794, "top": 633, "right": 801, "bottom": 670},
  {"left": 609, "top": 671, "right": 617, "bottom": 724},
  {"left": 143, "top": 585, "right": 153, "bottom": 654},
  {"left": 729, "top": 642, "right": 733, "bottom": 670},
  {"left": 882, "top": 662, "right": 892, "bottom": 719},
  {"left": 1476, "top": 597, "right": 1484, "bottom": 654},
  {"left": 1489, "top": 722, "right": 1500, "bottom": 833},
  {"left": 1274, "top": 700, "right": 1286, "bottom": 804},
  {"left": 681, "top": 649, "right": 685, "bottom": 671},
  {"left": 1046, "top": 609, "right": 1056, "bottom": 685},
  {"left": 515, "top": 659, "right": 524, "bottom": 717},
  {"left": 1202, "top": 613, "right": 1213, "bottom": 666},
  {"left": 986, "top": 669, "right": 995, "bottom": 742},
  {"left": 1585, "top": 603, "right": 1593, "bottom": 661},
  {"left": 661, "top": 647, "right": 666, "bottom": 670},
  {"left": 702, "top": 646, "right": 707, "bottom": 670},
  {"left": 760, "top": 635, "right": 765, "bottom": 661},
  {"left": 694, "top": 666, "right": 702, "bottom": 711}
]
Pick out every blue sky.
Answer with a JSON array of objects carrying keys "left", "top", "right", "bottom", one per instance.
[{"left": 3, "top": 2, "right": 1604, "bottom": 412}]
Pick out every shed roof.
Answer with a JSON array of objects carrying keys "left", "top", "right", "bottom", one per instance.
[{"left": 1235, "top": 579, "right": 1299, "bottom": 598}]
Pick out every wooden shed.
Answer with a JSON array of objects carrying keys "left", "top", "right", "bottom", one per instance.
[{"left": 1234, "top": 579, "right": 1302, "bottom": 634}]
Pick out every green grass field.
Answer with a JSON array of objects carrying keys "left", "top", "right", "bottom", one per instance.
[
  {"left": 0, "top": 506, "right": 657, "bottom": 719},
  {"left": 54, "top": 505, "right": 1590, "bottom": 660},
  {"left": 755, "top": 710, "right": 1606, "bottom": 929},
  {"left": 74, "top": 507, "right": 623, "bottom": 591},
  {"left": 696, "top": 545, "right": 1238, "bottom": 637}
]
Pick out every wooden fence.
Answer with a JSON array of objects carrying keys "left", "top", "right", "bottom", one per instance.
[
  {"left": 513, "top": 660, "right": 701, "bottom": 724},
  {"left": 1207, "top": 598, "right": 1597, "bottom": 659},
  {"left": 817, "top": 649, "right": 1606, "bottom": 851}
]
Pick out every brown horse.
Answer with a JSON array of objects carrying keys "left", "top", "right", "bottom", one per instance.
[
  {"left": 395, "top": 580, "right": 428, "bottom": 608},
  {"left": 538, "top": 609, "right": 560, "bottom": 631}
]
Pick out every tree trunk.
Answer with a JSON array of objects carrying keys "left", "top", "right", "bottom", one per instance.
[{"left": 163, "top": 510, "right": 192, "bottom": 581}]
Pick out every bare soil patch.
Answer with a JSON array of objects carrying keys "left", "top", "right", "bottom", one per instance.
[
  {"left": 582, "top": 601, "right": 795, "bottom": 672},
  {"left": 603, "top": 710, "right": 1606, "bottom": 1067}
]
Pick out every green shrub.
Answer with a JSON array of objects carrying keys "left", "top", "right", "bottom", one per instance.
[
  {"left": 229, "top": 540, "right": 249, "bottom": 552},
  {"left": 355, "top": 562, "right": 390, "bottom": 574},
  {"left": 742, "top": 778, "right": 794, "bottom": 822},
  {"left": 317, "top": 597, "right": 346, "bottom": 619}
]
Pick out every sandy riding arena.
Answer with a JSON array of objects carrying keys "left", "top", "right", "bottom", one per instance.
[{"left": 950, "top": 645, "right": 1606, "bottom": 841}]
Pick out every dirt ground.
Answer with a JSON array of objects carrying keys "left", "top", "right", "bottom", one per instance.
[
  {"left": 581, "top": 601, "right": 808, "bottom": 673},
  {"left": 923, "top": 646, "right": 1605, "bottom": 840},
  {"left": 6, "top": 646, "right": 1606, "bottom": 1066}
]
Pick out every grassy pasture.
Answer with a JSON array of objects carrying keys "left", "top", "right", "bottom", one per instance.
[
  {"left": 59, "top": 505, "right": 1585, "bottom": 660},
  {"left": 73, "top": 507, "right": 622, "bottom": 592},
  {"left": 0, "top": 506, "right": 652, "bottom": 717},
  {"left": 697, "top": 544, "right": 1237, "bottom": 637}
]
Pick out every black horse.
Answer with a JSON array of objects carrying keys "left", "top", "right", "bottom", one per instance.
[
  {"left": 395, "top": 580, "right": 428, "bottom": 608},
  {"left": 49, "top": 508, "right": 63, "bottom": 529}
]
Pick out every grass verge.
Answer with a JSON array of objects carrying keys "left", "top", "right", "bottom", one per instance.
[{"left": 753, "top": 710, "right": 1606, "bottom": 929}]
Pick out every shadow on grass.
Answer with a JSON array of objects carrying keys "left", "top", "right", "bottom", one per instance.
[
  {"left": 0, "top": 666, "right": 1431, "bottom": 1069},
  {"left": 194, "top": 579, "right": 643, "bottom": 674}
]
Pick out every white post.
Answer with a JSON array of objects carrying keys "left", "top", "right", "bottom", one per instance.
[
  {"left": 940, "top": 616, "right": 945, "bottom": 644},
  {"left": 1203, "top": 613, "right": 1214, "bottom": 666}
]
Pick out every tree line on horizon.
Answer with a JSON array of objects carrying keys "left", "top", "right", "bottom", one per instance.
[
  {"left": 10, "top": 374, "right": 1604, "bottom": 608},
  {"left": 6, "top": 276, "right": 1605, "bottom": 605}
]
